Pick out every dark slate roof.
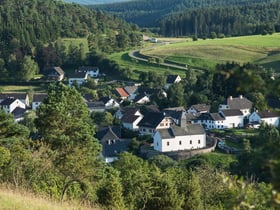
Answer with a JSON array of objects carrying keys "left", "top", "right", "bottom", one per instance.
[
  {"left": 121, "top": 107, "right": 141, "bottom": 123},
  {"left": 68, "top": 71, "right": 87, "bottom": 78},
  {"left": 158, "top": 124, "right": 205, "bottom": 139},
  {"left": 191, "top": 104, "right": 210, "bottom": 112},
  {"left": 83, "top": 93, "right": 95, "bottom": 102},
  {"left": 78, "top": 66, "right": 99, "bottom": 72},
  {"left": 210, "top": 113, "right": 225, "bottom": 121},
  {"left": 86, "top": 101, "right": 105, "bottom": 109},
  {"left": 221, "top": 109, "right": 243, "bottom": 117},
  {"left": 11, "top": 107, "right": 26, "bottom": 118},
  {"left": 99, "top": 96, "right": 112, "bottom": 104},
  {"left": 163, "top": 108, "right": 186, "bottom": 121},
  {"left": 257, "top": 110, "right": 279, "bottom": 118},
  {"left": 137, "top": 112, "right": 165, "bottom": 128},
  {"left": 224, "top": 95, "right": 252, "bottom": 110},
  {"left": 33, "top": 93, "right": 48, "bottom": 102},
  {"left": 0, "top": 93, "right": 27, "bottom": 100},
  {"left": 133, "top": 94, "right": 148, "bottom": 103},
  {"left": 96, "top": 126, "right": 121, "bottom": 142},
  {"left": 195, "top": 112, "right": 225, "bottom": 121},
  {"left": 101, "top": 139, "right": 130, "bottom": 158},
  {"left": 137, "top": 87, "right": 160, "bottom": 96},
  {"left": 0, "top": 97, "right": 17, "bottom": 106},
  {"left": 166, "top": 75, "right": 180, "bottom": 83}
]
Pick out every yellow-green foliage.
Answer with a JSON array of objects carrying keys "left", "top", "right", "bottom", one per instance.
[{"left": 0, "top": 187, "right": 98, "bottom": 210}]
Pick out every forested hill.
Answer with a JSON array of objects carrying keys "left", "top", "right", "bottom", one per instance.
[
  {"left": 0, "top": 0, "right": 139, "bottom": 48},
  {"left": 92, "top": 0, "right": 280, "bottom": 37}
]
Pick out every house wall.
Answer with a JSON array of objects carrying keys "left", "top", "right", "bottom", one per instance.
[
  {"left": 3, "top": 99, "right": 26, "bottom": 113},
  {"left": 249, "top": 112, "right": 279, "bottom": 126},
  {"left": 154, "top": 132, "right": 206, "bottom": 152},
  {"left": 223, "top": 116, "right": 244, "bottom": 128},
  {"left": 32, "top": 102, "right": 42, "bottom": 110}
]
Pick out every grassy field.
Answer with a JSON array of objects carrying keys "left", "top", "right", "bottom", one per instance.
[
  {"left": 143, "top": 33, "right": 280, "bottom": 71},
  {"left": 61, "top": 37, "right": 89, "bottom": 53},
  {"left": 108, "top": 51, "right": 188, "bottom": 80},
  {"left": 0, "top": 85, "right": 47, "bottom": 93},
  {"left": 0, "top": 187, "right": 98, "bottom": 210}
]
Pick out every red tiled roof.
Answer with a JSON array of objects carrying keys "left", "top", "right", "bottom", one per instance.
[{"left": 115, "top": 88, "right": 129, "bottom": 98}]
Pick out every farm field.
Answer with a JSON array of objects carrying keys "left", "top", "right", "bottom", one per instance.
[{"left": 143, "top": 33, "right": 280, "bottom": 71}]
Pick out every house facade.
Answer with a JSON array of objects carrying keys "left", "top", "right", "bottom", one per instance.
[
  {"left": 46, "top": 66, "right": 65, "bottom": 81},
  {"left": 78, "top": 66, "right": 99, "bottom": 78},
  {"left": 249, "top": 110, "right": 279, "bottom": 127},
  {"left": 187, "top": 104, "right": 210, "bottom": 115},
  {"left": 0, "top": 97, "right": 26, "bottom": 113},
  {"left": 219, "top": 95, "right": 252, "bottom": 117},
  {"left": 153, "top": 124, "right": 206, "bottom": 152},
  {"left": 68, "top": 71, "right": 88, "bottom": 87},
  {"left": 0, "top": 93, "right": 30, "bottom": 107},
  {"left": 138, "top": 112, "right": 173, "bottom": 135},
  {"left": 32, "top": 93, "right": 48, "bottom": 110}
]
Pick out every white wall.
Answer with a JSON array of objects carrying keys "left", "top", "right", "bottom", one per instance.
[
  {"left": 154, "top": 132, "right": 206, "bottom": 152},
  {"left": 223, "top": 116, "right": 244, "bottom": 128}
]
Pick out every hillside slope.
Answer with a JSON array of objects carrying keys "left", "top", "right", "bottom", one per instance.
[
  {"left": 92, "top": 0, "right": 280, "bottom": 29},
  {"left": 64, "top": 0, "right": 132, "bottom": 5}
]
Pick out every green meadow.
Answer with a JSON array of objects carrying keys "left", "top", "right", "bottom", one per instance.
[{"left": 143, "top": 33, "right": 280, "bottom": 71}]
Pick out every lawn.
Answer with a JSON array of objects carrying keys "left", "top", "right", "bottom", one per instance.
[
  {"left": 142, "top": 33, "right": 280, "bottom": 71},
  {"left": 0, "top": 85, "right": 47, "bottom": 93},
  {"left": 61, "top": 37, "right": 89, "bottom": 54}
]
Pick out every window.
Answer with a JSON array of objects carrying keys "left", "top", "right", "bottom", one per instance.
[
  {"left": 198, "top": 140, "right": 201, "bottom": 144},
  {"left": 190, "top": 140, "right": 192, "bottom": 144},
  {"left": 167, "top": 142, "right": 170, "bottom": 146},
  {"left": 179, "top": 141, "right": 182, "bottom": 145}
]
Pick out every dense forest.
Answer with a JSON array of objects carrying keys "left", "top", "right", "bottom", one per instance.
[
  {"left": 93, "top": 0, "right": 280, "bottom": 37},
  {"left": 0, "top": 0, "right": 141, "bottom": 82}
]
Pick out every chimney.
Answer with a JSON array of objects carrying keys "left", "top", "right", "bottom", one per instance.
[
  {"left": 229, "top": 96, "right": 233, "bottom": 100},
  {"left": 239, "top": 95, "right": 243, "bottom": 99}
]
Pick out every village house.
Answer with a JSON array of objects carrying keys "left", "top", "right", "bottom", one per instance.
[
  {"left": 0, "top": 97, "right": 27, "bottom": 122},
  {"left": 191, "top": 112, "right": 225, "bottom": 130},
  {"left": 187, "top": 103, "right": 211, "bottom": 115},
  {"left": 99, "top": 96, "right": 120, "bottom": 109},
  {"left": 219, "top": 95, "right": 253, "bottom": 117},
  {"left": 164, "top": 74, "right": 182, "bottom": 90},
  {"left": 137, "top": 112, "right": 173, "bottom": 135},
  {"left": 219, "top": 109, "right": 244, "bottom": 128},
  {"left": 115, "top": 107, "right": 143, "bottom": 131},
  {"left": 68, "top": 71, "right": 88, "bottom": 87},
  {"left": 133, "top": 94, "right": 150, "bottom": 105},
  {"left": 249, "top": 110, "right": 280, "bottom": 127},
  {"left": 78, "top": 66, "right": 99, "bottom": 78},
  {"left": 0, "top": 93, "right": 30, "bottom": 107},
  {"left": 45, "top": 66, "right": 65, "bottom": 81},
  {"left": 163, "top": 106, "right": 187, "bottom": 127},
  {"left": 96, "top": 126, "right": 130, "bottom": 163},
  {"left": 115, "top": 87, "right": 129, "bottom": 100},
  {"left": 32, "top": 93, "right": 48, "bottom": 110},
  {"left": 153, "top": 124, "right": 206, "bottom": 152}
]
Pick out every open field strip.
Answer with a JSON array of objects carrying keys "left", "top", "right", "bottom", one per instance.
[{"left": 143, "top": 33, "right": 280, "bottom": 71}]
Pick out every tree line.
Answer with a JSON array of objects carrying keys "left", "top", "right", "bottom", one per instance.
[
  {"left": 159, "top": 2, "right": 280, "bottom": 37},
  {"left": 92, "top": 0, "right": 280, "bottom": 31}
]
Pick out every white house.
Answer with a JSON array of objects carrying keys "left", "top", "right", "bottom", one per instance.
[
  {"left": 32, "top": 93, "right": 48, "bottom": 110},
  {"left": 133, "top": 94, "right": 150, "bottom": 105},
  {"left": 78, "top": 66, "right": 99, "bottom": 78},
  {"left": 0, "top": 97, "right": 26, "bottom": 113},
  {"left": 99, "top": 96, "right": 120, "bottom": 109},
  {"left": 219, "top": 95, "right": 252, "bottom": 117},
  {"left": 192, "top": 112, "right": 225, "bottom": 130},
  {"left": 249, "top": 110, "right": 279, "bottom": 127},
  {"left": 0, "top": 93, "right": 30, "bottom": 107},
  {"left": 220, "top": 109, "right": 244, "bottom": 128},
  {"left": 153, "top": 124, "right": 206, "bottom": 152},
  {"left": 116, "top": 107, "right": 143, "bottom": 131},
  {"left": 68, "top": 71, "right": 88, "bottom": 87}
]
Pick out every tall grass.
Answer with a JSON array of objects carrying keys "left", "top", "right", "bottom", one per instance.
[{"left": 0, "top": 186, "right": 99, "bottom": 210}]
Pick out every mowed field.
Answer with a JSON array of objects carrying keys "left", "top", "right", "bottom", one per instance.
[{"left": 143, "top": 33, "right": 280, "bottom": 71}]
